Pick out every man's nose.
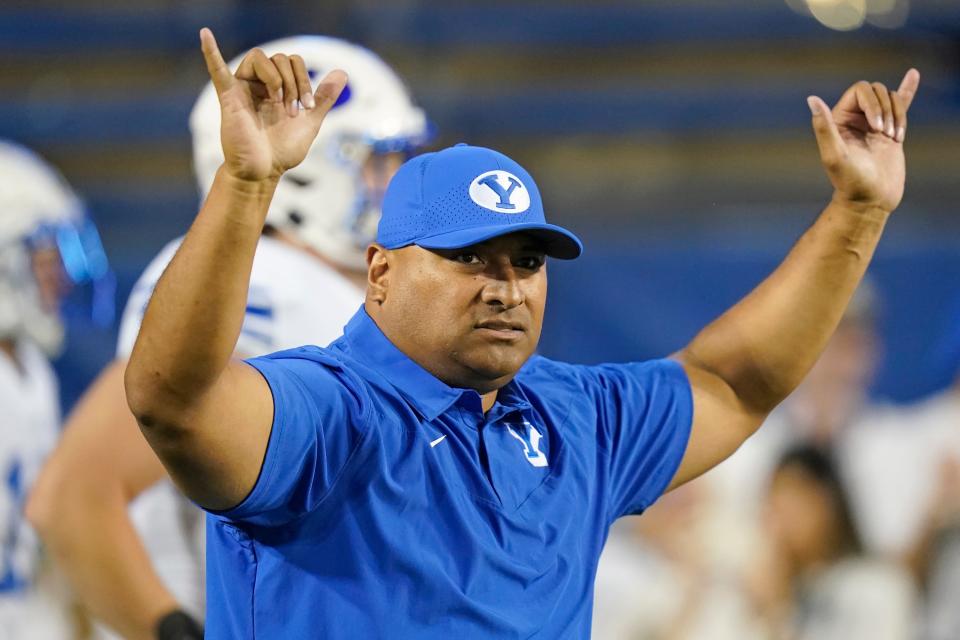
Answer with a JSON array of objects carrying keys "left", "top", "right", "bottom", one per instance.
[{"left": 480, "top": 267, "right": 524, "bottom": 309}]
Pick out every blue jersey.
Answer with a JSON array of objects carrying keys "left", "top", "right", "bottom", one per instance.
[{"left": 206, "top": 308, "right": 692, "bottom": 639}]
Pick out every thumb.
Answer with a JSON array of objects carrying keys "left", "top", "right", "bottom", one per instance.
[
  {"left": 807, "top": 95, "right": 845, "bottom": 169},
  {"left": 308, "top": 70, "right": 348, "bottom": 125}
]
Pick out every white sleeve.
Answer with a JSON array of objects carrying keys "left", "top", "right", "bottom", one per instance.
[
  {"left": 116, "top": 239, "right": 183, "bottom": 358},
  {"left": 234, "top": 282, "right": 278, "bottom": 357},
  {"left": 115, "top": 238, "right": 283, "bottom": 360},
  {"left": 116, "top": 236, "right": 362, "bottom": 360},
  {"left": 116, "top": 238, "right": 306, "bottom": 358},
  {"left": 243, "top": 236, "right": 364, "bottom": 352}
]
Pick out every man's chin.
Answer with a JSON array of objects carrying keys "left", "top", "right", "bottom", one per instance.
[{"left": 456, "top": 350, "right": 532, "bottom": 390}]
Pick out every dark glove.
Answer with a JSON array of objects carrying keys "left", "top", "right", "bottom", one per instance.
[{"left": 155, "top": 609, "right": 204, "bottom": 640}]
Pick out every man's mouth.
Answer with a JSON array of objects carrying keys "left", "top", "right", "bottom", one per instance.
[{"left": 475, "top": 320, "right": 526, "bottom": 339}]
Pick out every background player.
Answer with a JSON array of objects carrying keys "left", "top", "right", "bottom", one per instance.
[
  {"left": 1, "top": 139, "right": 111, "bottom": 638},
  {"left": 27, "top": 36, "right": 429, "bottom": 639}
]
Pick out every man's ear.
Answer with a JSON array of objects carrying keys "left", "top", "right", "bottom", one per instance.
[{"left": 366, "top": 244, "right": 389, "bottom": 304}]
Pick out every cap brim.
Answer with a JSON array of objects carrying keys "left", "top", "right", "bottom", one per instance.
[{"left": 413, "top": 222, "right": 583, "bottom": 260}]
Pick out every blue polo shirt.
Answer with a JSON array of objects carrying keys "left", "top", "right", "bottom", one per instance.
[{"left": 206, "top": 308, "right": 692, "bottom": 639}]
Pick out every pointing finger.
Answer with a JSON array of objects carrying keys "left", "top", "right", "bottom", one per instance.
[
  {"left": 236, "top": 48, "right": 283, "bottom": 103},
  {"left": 808, "top": 95, "right": 846, "bottom": 171},
  {"left": 308, "top": 69, "right": 348, "bottom": 125},
  {"left": 199, "top": 28, "right": 233, "bottom": 94},
  {"left": 897, "top": 68, "right": 921, "bottom": 111}
]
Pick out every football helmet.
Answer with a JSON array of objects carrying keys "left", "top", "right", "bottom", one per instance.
[
  {"left": 0, "top": 140, "right": 112, "bottom": 355},
  {"left": 190, "top": 36, "right": 431, "bottom": 271}
]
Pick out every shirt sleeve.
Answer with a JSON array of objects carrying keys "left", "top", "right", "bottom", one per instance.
[
  {"left": 115, "top": 241, "right": 182, "bottom": 358},
  {"left": 588, "top": 358, "right": 693, "bottom": 521},
  {"left": 115, "top": 238, "right": 280, "bottom": 359},
  {"left": 117, "top": 282, "right": 277, "bottom": 359},
  {"left": 210, "top": 348, "right": 370, "bottom": 527}
]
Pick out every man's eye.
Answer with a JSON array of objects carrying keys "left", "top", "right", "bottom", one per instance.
[
  {"left": 516, "top": 256, "right": 545, "bottom": 270},
  {"left": 455, "top": 253, "right": 481, "bottom": 265}
]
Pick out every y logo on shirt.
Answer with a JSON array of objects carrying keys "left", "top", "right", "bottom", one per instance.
[{"left": 507, "top": 421, "right": 548, "bottom": 468}]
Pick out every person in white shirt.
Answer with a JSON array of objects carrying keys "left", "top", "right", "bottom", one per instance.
[
  {"left": 748, "top": 445, "right": 916, "bottom": 640},
  {"left": 880, "top": 311, "right": 960, "bottom": 640},
  {"left": 0, "top": 139, "right": 110, "bottom": 639},
  {"left": 27, "top": 35, "right": 430, "bottom": 640}
]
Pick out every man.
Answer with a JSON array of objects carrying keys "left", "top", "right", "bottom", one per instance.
[
  {"left": 0, "top": 139, "right": 106, "bottom": 638},
  {"left": 26, "top": 35, "right": 429, "bottom": 639},
  {"left": 125, "top": 27, "right": 920, "bottom": 638}
]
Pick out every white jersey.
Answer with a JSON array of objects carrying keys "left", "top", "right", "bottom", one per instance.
[
  {"left": 0, "top": 340, "right": 72, "bottom": 638},
  {"left": 116, "top": 234, "right": 363, "bottom": 358},
  {"left": 108, "top": 235, "right": 363, "bottom": 633}
]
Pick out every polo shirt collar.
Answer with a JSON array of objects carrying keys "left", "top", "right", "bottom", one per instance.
[
  {"left": 342, "top": 308, "right": 532, "bottom": 422},
  {"left": 343, "top": 308, "right": 464, "bottom": 421}
]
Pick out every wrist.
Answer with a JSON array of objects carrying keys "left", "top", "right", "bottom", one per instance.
[
  {"left": 829, "top": 192, "right": 892, "bottom": 222},
  {"left": 217, "top": 165, "right": 281, "bottom": 196}
]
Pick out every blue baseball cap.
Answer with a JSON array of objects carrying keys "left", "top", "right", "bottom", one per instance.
[{"left": 377, "top": 143, "right": 583, "bottom": 259}]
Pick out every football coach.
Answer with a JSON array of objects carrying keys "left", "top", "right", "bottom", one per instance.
[{"left": 125, "top": 28, "right": 920, "bottom": 639}]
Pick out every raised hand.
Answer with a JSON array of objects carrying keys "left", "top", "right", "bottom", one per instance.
[
  {"left": 199, "top": 27, "right": 347, "bottom": 182},
  {"left": 808, "top": 69, "right": 920, "bottom": 214}
]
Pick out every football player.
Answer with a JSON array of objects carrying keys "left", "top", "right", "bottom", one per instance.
[{"left": 2, "top": 139, "right": 111, "bottom": 639}]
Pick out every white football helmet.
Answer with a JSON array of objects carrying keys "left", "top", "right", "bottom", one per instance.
[
  {"left": 190, "top": 36, "right": 430, "bottom": 271},
  {"left": 0, "top": 141, "right": 82, "bottom": 354}
]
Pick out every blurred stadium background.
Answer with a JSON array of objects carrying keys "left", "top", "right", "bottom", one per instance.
[{"left": 2, "top": 0, "right": 958, "bottom": 411}]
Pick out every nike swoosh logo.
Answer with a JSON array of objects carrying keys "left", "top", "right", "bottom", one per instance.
[{"left": 430, "top": 435, "right": 447, "bottom": 448}]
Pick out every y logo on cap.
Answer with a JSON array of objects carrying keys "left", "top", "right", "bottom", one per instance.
[{"left": 469, "top": 171, "right": 531, "bottom": 214}]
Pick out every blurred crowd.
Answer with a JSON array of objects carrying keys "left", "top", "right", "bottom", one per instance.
[{"left": 593, "top": 283, "right": 960, "bottom": 639}]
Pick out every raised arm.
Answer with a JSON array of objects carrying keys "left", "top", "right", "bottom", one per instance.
[
  {"left": 668, "top": 70, "right": 921, "bottom": 490},
  {"left": 123, "top": 28, "right": 347, "bottom": 509}
]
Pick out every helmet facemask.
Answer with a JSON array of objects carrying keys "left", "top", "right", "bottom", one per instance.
[{"left": 0, "top": 141, "right": 114, "bottom": 357}]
